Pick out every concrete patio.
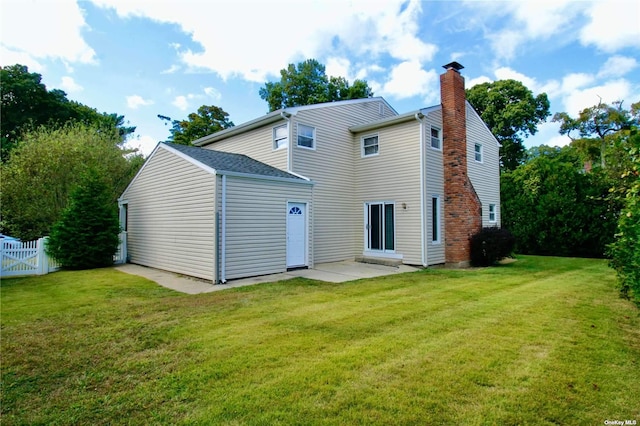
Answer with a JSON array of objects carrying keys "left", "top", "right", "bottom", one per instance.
[{"left": 115, "top": 261, "right": 420, "bottom": 295}]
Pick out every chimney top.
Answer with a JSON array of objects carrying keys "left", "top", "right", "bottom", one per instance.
[{"left": 443, "top": 61, "right": 464, "bottom": 72}]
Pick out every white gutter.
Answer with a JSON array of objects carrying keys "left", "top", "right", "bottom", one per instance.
[
  {"left": 220, "top": 174, "right": 227, "bottom": 283},
  {"left": 415, "top": 112, "right": 428, "bottom": 267},
  {"left": 280, "top": 111, "right": 292, "bottom": 172}
]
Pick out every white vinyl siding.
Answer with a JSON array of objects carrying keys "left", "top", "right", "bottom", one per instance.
[
  {"left": 292, "top": 100, "right": 396, "bottom": 264},
  {"left": 354, "top": 120, "right": 422, "bottom": 264},
  {"left": 220, "top": 176, "right": 312, "bottom": 280},
  {"left": 121, "top": 147, "right": 216, "bottom": 281},
  {"left": 467, "top": 105, "right": 501, "bottom": 227},
  {"left": 423, "top": 111, "right": 445, "bottom": 264},
  {"left": 204, "top": 120, "right": 289, "bottom": 171}
]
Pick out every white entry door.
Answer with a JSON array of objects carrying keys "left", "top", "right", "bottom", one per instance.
[{"left": 286, "top": 202, "right": 306, "bottom": 268}]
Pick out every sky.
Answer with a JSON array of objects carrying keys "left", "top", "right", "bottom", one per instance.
[{"left": 1, "top": 0, "right": 639, "bottom": 156}]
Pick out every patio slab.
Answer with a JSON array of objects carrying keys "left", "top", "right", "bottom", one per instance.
[{"left": 114, "top": 261, "right": 420, "bottom": 295}]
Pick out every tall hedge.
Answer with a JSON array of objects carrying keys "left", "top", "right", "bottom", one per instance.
[
  {"left": 501, "top": 152, "right": 620, "bottom": 258},
  {"left": 608, "top": 132, "right": 640, "bottom": 304},
  {"left": 46, "top": 170, "right": 120, "bottom": 270}
]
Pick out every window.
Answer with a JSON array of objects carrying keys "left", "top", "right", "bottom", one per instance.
[
  {"left": 432, "top": 196, "right": 440, "bottom": 243},
  {"left": 362, "top": 135, "right": 379, "bottom": 157},
  {"left": 297, "top": 124, "right": 315, "bottom": 149},
  {"left": 474, "top": 143, "right": 483, "bottom": 162},
  {"left": 273, "top": 124, "right": 288, "bottom": 150},
  {"left": 489, "top": 204, "right": 496, "bottom": 223},
  {"left": 366, "top": 202, "right": 395, "bottom": 251},
  {"left": 430, "top": 127, "right": 441, "bottom": 149}
]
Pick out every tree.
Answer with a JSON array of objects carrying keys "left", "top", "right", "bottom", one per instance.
[
  {"left": 259, "top": 59, "right": 374, "bottom": 112},
  {"left": 466, "top": 79, "right": 550, "bottom": 171},
  {"left": 159, "top": 105, "right": 234, "bottom": 145},
  {"left": 1, "top": 64, "right": 135, "bottom": 161},
  {"left": 501, "top": 146, "right": 620, "bottom": 257},
  {"left": 0, "top": 124, "right": 142, "bottom": 241},
  {"left": 607, "top": 129, "right": 640, "bottom": 304},
  {"left": 552, "top": 100, "right": 639, "bottom": 169},
  {"left": 47, "top": 169, "right": 121, "bottom": 269}
]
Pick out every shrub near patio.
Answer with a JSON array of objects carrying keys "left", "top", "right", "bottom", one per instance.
[{"left": 1, "top": 256, "right": 639, "bottom": 425}]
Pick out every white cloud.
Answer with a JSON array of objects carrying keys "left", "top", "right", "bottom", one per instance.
[
  {"left": 466, "top": 75, "right": 491, "bottom": 89},
  {"left": 597, "top": 55, "right": 638, "bottom": 79},
  {"left": 525, "top": 121, "right": 571, "bottom": 149},
  {"left": 89, "top": 0, "right": 435, "bottom": 82},
  {"left": 172, "top": 95, "right": 189, "bottom": 111},
  {"left": 204, "top": 87, "right": 221, "bottom": 101},
  {"left": 126, "top": 95, "right": 154, "bottom": 109},
  {"left": 325, "top": 57, "right": 352, "bottom": 80},
  {"left": 161, "top": 64, "right": 180, "bottom": 74},
  {"left": 560, "top": 73, "right": 595, "bottom": 94},
  {"left": 354, "top": 63, "right": 385, "bottom": 81},
  {"left": 475, "top": 1, "right": 583, "bottom": 59},
  {"left": 580, "top": 1, "right": 640, "bottom": 51},
  {"left": 0, "top": 45, "right": 44, "bottom": 71},
  {"left": 563, "top": 79, "right": 633, "bottom": 115},
  {"left": 60, "top": 76, "right": 83, "bottom": 93},
  {"left": 488, "top": 30, "right": 525, "bottom": 60},
  {"left": 1, "top": 0, "right": 96, "bottom": 65},
  {"left": 171, "top": 92, "right": 207, "bottom": 111},
  {"left": 124, "top": 134, "right": 158, "bottom": 157},
  {"left": 494, "top": 67, "right": 538, "bottom": 92},
  {"left": 381, "top": 61, "right": 438, "bottom": 101}
]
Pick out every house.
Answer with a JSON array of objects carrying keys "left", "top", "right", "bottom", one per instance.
[{"left": 118, "top": 62, "right": 500, "bottom": 283}]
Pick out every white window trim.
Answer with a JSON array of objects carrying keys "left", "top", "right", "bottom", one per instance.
[
  {"left": 431, "top": 195, "right": 441, "bottom": 244},
  {"left": 273, "top": 124, "right": 288, "bottom": 151},
  {"left": 430, "top": 126, "right": 442, "bottom": 151},
  {"left": 474, "top": 143, "right": 483, "bottom": 163},
  {"left": 489, "top": 203, "right": 497, "bottom": 223},
  {"left": 363, "top": 201, "right": 397, "bottom": 254},
  {"left": 296, "top": 123, "right": 316, "bottom": 150},
  {"left": 361, "top": 133, "right": 379, "bottom": 158}
]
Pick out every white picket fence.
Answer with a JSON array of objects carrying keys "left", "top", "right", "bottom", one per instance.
[{"left": 1, "top": 232, "right": 127, "bottom": 278}]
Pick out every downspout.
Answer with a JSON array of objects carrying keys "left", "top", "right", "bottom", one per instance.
[
  {"left": 415, "top": 112, "right": 428, "bottom": 267},
  {"left": 221, "top": 174, "right": 227, "bottom": 283},
  {"left": 281, "top": 111, "right": 292, "bottom": 172}
]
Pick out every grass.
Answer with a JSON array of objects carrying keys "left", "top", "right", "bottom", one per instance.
[{"left": 1, "top": 256, "right": 638, "bottom": 425}]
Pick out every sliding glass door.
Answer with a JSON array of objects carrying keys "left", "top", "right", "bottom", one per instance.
[{"left": 366, "top": 202, "right": 395, "bottom": 252}]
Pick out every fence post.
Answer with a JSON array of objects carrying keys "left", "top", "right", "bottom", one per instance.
[{"left": 36, "top": 238, "right": 44, "bottom": 275}]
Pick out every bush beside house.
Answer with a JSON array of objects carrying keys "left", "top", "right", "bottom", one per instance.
[{"left": 47, "top": 170, "right": 120, "bottom": 270}]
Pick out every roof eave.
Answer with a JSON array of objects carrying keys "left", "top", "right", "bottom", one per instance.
[{"left": 349, "top": 110, "right": 423, "bottom": 133}]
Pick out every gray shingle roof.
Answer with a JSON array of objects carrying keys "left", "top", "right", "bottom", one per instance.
[{"left": 164, "top": 143, "right": 305, "bottom": 181}]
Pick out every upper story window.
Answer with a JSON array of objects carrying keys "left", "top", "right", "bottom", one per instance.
[
  {"left": 489, "top": 204, "right": 496, "bottom": 223},
  {"left": 273, "top": 124, "right": 288, "bottom": 150},
  {"left": 430, "top": 127, "right": 441, "bottom": 150},
  {"left": 474, "top": 143, "right": 483, "bottom": 163},
  {"left": 362, "top": 135, "right": 379, "bottom": 157},
  {"left": 297, "top": 124, "right": 315, "bottom": 149}
]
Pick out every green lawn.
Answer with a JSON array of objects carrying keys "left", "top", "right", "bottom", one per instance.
[{"left": 1, "top": 256, "right": 638, "bottom": 425}]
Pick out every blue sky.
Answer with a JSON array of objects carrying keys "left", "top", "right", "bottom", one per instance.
[{"left": 2, "top": 0, "right": 639, "bottom": 156}]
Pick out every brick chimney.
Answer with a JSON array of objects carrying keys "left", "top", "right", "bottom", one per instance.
[{"left": 440, "top": 62, "right": 482, "bottom": 267}]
